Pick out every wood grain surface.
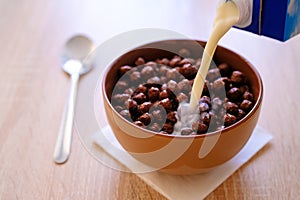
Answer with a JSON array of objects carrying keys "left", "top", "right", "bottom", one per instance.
[{"left": 0, "top": 0, "right": 299, "bottom": 199}]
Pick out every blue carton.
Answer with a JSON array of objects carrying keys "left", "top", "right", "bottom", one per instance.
[{"left": 239, "top": 0, "right": 300, "bottom": 41}]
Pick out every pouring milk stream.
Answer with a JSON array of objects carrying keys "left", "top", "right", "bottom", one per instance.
[
  {"left": 189, "top": 0, "right": 240, "bottom": 110},
  {"left": 174, "top": 0, "right": 248, "bottom": 158},
  {"left": 174, "top": 0, "right": 252, "bottom": 138}
]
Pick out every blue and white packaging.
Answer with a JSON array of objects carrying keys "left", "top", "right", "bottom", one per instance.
[{"left": 238, "top": 0, "right": 300, "bottom": 41}]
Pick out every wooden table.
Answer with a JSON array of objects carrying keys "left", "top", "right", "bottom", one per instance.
[{"left": 1, "top": 0, "right": 300, "bottom": 199}]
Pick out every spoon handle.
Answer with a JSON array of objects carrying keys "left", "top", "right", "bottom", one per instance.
[{"left": 53, "top": 73, "right": 79, "bottom": 164}]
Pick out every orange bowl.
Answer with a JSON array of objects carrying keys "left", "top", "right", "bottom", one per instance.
[{"left": 102, "top": 39, "right": 263, "bottom": 175}]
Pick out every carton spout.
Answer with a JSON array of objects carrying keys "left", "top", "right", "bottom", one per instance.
[{"left": 231, "top": 0, "right": 253, "bottom": 28}]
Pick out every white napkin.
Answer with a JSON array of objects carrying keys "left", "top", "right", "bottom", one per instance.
[{"left": 93, "top": 126, "right": 272, "bottom": 200}]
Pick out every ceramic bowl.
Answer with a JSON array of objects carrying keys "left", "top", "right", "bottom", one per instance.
[{"left": 102, "top": 39, "right": 263, "bottom": 175}]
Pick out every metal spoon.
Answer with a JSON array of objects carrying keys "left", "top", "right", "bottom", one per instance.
[{"left": 53, "top": 35, "right": 94, "bottom": 164}]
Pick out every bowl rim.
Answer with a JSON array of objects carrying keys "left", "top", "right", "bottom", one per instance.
[{"left": 102, "top": 39, "right": 263, "bottom": 139}]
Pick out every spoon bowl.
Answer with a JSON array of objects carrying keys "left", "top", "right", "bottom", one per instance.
[{"left": 62, "top": 35, "right": 94, "bottom": 75}]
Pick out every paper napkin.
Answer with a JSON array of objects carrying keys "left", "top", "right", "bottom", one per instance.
[{"left": 93, "top": 126, "right": 272, "bottom": 200}]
